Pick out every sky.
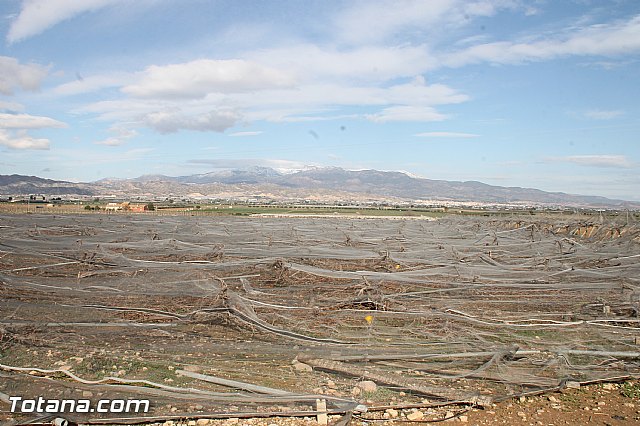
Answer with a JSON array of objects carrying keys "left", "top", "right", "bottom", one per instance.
[{"left": 0, "top": 0, "right": 639, "bottom": 200}]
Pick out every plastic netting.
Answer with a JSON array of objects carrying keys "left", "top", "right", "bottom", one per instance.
[{"left": 1, "top": 212, "right": 639, "bottom": 423}]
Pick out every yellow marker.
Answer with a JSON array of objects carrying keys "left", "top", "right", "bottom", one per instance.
[{"left": 365, "top": 315, "right": 373, "bottom": 324}]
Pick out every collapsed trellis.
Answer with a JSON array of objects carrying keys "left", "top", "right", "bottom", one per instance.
[{"left": 0, "top": 212, "right": 639, "bottom": 424}]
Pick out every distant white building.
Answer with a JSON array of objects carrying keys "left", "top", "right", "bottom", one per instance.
[{"left": 105, "top": 202, "right": 123, "bottom": 211}]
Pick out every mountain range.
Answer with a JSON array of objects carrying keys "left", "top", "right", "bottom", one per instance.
[{"left": 0, "top": 167, "right": 636, "bottom": 208}]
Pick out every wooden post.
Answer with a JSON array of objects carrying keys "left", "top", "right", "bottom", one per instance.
[{"left": 316, "top": 398, "right": 328, "bottom": 425}]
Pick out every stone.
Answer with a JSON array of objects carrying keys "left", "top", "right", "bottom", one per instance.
[
  {"left": 82, "top": 391, "right": 93, "bottom": 398},
  {"left": 444, "top": 411, "right": 454, "bottom": 421},
  {"left": 293, "top": 361, "right": 313, "bottom": 372},
  {"left": 227, "top": 418, "right": 239, "bottom": 424},
  {"left": 187, "top": 421, "right": 196, "bottom": 426},
  {"left": 458, "top": 415, "right": 468, "bottom": 423},
  {"left": 547, "top": 395, "right": 558, "bottom": 403},
  {"left": 196, "top": 420, "right": 209, "bottom": 426},
  {"left": 194, "top": 404, "right": 204, "bottom": 410},
  {"left": 565, "top": 381, "right": 581, "bottom": 389},
  {"left": 326, "top": 380, "right": 336, "bottom": 389},
  {"left": 351, "top": 387, "right": 361, "bottom": 397},
  {"left": 602, "top": 383, "right": 616, "bottom": 390},
  {"left": 406, "top": 411, "right": 423, "bottom": 421},
  {"left": 385, "top": 409, "right": 399, "bottom": 418},
  {"left": 356, "top": 380, "right": 377, "bottom": 393}
]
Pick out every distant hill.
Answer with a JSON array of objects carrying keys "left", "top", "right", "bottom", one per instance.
[
  {"left": 0, "top": 174, "right": 93, "bottom": 196},
  {"left": 0, "top": 168, "right": 636, "bottom": 208},
  {"left": 279, "top": 168, "right": 619, "bottom": 206}
]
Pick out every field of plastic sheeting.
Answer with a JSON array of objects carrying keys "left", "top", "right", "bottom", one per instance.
[{"left": 1, "top": 213, "right": 639, "bottom": 424}]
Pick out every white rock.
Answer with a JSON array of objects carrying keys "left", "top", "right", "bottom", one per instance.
[
  {"left": 458, "top": 415, "right": 468, "bottom": 423},
  {"left": 356, "top": 380, "right": 377, "bottom": 393},
  {"left": 196, "top": 420, "right": 209, "bottom": 426},
  {"left": 565, "top": 381, "right": 580, "bottom": 389},
  {"left": 351, "top": 386, "right": 362, "bottom": 397},
  {"left": 406, "top": 411, "right": 423, "bottom": 421},
  {"left": 385, "top": 408, "right": 399, "bottom": 418},
  {"left": 292, "top": 361, "right": 313, "bottom": 372}
]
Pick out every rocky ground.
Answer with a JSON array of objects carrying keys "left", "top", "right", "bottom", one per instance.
[{"left": 133, "top": 381, "right": 640, "bottom": 426}]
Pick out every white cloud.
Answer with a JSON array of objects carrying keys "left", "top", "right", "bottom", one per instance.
[
  {"left": 441, "top": 15, "right": 640, "bottom": 67},
  {"left": 0, "top": 56, "right": 49, "bottom": 95},
  {"left": 367, "top": 106, "right": 448, "bottom": 122},
  {"left": 0, "top": 113, "right": 65, "bottom": 151},
  {"left": 188, "top": 158, "right": 307, "bottom": 171},
  {"left": 382, "top": 77, "right": 469, "bottom": 105},
  {"left": 7, "top": 0, "right": 123, "bottom": 43},
  {"left": 550, "top": 155, "right": 633, "bottom": 168},
  {"left": 0, "top": 101, "right": 25, "bottom": 112},
  {"left": 229, "top": 131, "right": 262, "bottom": 137},
  {"left": 333, "top": 0, "right": 518, "bottom": 44},
  {"left": 143, "top": 109, "right": 241, "bottom": 133},
  {"left": 81, "top": 71, "right": 468, "bottom": 129},
  {"left": 52, "top": 72, "right": 132, "bottom": 96},
  {"left": 584, "top": 109, "right": 624, "bottom": 120},
  {"left": 123, "top": 59, "right": 295, "bottom": 99},
  {"left": 415, "top": 131, "right": 479, "bottom": 138},
  {"left": 247, "top": 44, "right": 435, "bottom": 83},
  {"left": 94, "top": 126, "right": 137, "bottom": 146},
  {"left": 0, "top": 130, "right": 49, "bottom": 150},
  {"left": 0, "top": 113, "right": 67, "bottom": 129}
]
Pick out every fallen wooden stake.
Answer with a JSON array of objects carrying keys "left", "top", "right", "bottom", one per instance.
[
  {"left": 297, "top": 355, "right": 493, "bottom": 407},
  {"left": 176, "top": 369, "right": 292, "bottom": 396}
]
